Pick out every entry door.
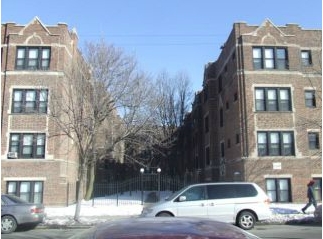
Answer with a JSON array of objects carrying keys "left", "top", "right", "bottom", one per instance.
[{"left": 175, "top": 185, "right": 208, "bottom": 217}]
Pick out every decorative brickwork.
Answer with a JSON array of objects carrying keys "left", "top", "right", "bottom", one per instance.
[
  {"left": 182, "top": 20, "right": 322, "bottom": 203},
  {"left": 1, "top": 17, "right": 80, "bottom": 206}
]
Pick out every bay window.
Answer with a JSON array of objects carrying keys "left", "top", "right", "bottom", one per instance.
[
  {"left": 258, "top": 131, "right": 295, "bottom": 156},
  {"left": 12, "top": 89, "right": 48, "bottom": 113},
  {"left": 16, "top": 47, "right": 50, "bottom": 70},
  {"left": 255, "top": 87, "right": 291, "bottom": 111},
  {"left": 253, "top": 47, "right": 288, "bottom": 70},
  {"left": 9, "top": 133, "right": 46, "bottom": 159}
]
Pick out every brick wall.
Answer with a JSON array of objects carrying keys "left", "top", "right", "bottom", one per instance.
[
  {"left": 190, "top": 20, "right": 321, "bottom": 203},
  {"left": 1, "top": 17, "right": 80, "bottom": 206}
]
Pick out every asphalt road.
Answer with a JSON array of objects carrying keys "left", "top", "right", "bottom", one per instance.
[
  {"left": 1, "top": 228, "right": 85, "bottom": 239},
  {"left": 1, "top": 224, "right": 322, "bottom": 239},
  {"left": 250, "top": 224, "right": 322, "bottom": 239}
]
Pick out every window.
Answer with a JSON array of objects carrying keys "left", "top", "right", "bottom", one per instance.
[
  {"left": 257, "top": 131, "right": 295, "bottom": 156},
  {"left": 219, "top": 108, "right": 224, "bottom": 127},
  {"left": 194, "top": 156, "right": 200, "bottom": 170},
  {"left": 301, "top": 50, "right": 312, "bottom": 66},
  {"left": 9, "top": 133, "right": 46, "bottom": 159},
  {"left": 234, "top": 184, "right": 258, "bottom": 197},
  {"left": 12, "top": 89, "right": 48, "bottom": 113},
  {"left": 218, "top": 76, "right": 223, "bottom": 93},
  {"left": 255, "top": 88, "right": 291, "bottom": 111},
  {"left": 220, "top": 142, "right": 225, "bottom": 157},
  {"left": 308, "top": 132, "right": 320, "bottom": 149},
  {"left": 7, "top": 181, "right": 43, "bottom": 203},
  {"left": 305, "top": 90, "right": 316, "bottom": 108},
  {"left": 234, "top": 92, "right": 238, "bottom": 102},
  {"left": 16, "top": 47, "right": 50, "bottom": 70},
  {"left": 205, "top": 147, "right": 210, "bottom": 166},
  {"left": 266, "top": 178, "right": 291, "bottom": 202},
  {"left": 207, "top": 184, "right": 257, "bottom": 199},
  {"left": 205, "top": 147, "right": 211, "bottom": 166},
  {"left": 313, "top": 178, "right": 322, "bottom": 201},
  {"left": 236, "top": 133, "right": 240, "bottom": 144},
  {"left": 232, "top": 52, "right": 236, "bottom": 61},
  {"left": 180, "top": 186, "right": 205, "bottom": 201},
  {"left": 204, "top": 116, "right": 209, "bottom": 133},
  {"left": 253, "top": 47, "right": 288, "bottom": 70},
  {"left": 264, "top": 48, "right": 274, "bottom": 69},
  {"left": 207, "top": 185, "right": 235, "bottom": 199},
  {"left": 276, "top": 48, "right": 288, "bottom": 69},
  {"left": 204, "top": 85, "right": 208, "bottom": 102},
  {"left": 227, "top": 139, "right": 231, "bottom": 148}
]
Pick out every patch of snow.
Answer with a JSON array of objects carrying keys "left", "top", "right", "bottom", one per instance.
[{"left": 42, "top": 192, "right": 320, "bottom": 227}]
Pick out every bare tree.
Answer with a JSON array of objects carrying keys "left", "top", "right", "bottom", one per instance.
[
  {"left": 83, "top": 40, "right": 159, "bottom": 198},
  {"left": 154, "top": 70, "right": 193, "bottom": 142},
  {"left": 49, "top": 39, "right": 157, "bottom": 221},
  {"left": 50, "top": 49, "right": 94, "bottom": 221}
]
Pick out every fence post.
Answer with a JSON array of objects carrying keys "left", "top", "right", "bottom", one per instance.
[
  {"left": 116, "top": 180, "right": 119, "bottom": 206},
  {"left": 66, "top": 182, "right": 69, "bottom": 207},
  {"left": 140, "top": 168, "right": 144, "bottom": 205},
  {"left": 157, "top": 168, "right": 161, "bottom": 201}
]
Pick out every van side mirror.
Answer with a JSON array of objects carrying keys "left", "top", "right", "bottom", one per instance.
[{"left": 178, "top": 196, "right": 187, "bottom": 202}]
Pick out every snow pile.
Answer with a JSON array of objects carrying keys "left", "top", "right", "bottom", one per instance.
[
  {"left": 42, "top": 192, "right": 320, "bottom": 227},
  {"left": 44, "top": 194, "right": 144, "bottom": 226},
  {"left": 266, "top": 203, "right": 317, "bottom": 224}
]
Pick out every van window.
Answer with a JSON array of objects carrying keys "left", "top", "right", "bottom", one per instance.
[
  {"left": 234, "top": 184, "right": 258, "bottom": 197},
  {"left": 180, "top": 186, "right": 206, "bottom": 201},
  {"left": 207, "top": 184, "right": 258, "bottom": 199},
  {"left": 207, "top": 185, "right": 235, "bottom": 199}
]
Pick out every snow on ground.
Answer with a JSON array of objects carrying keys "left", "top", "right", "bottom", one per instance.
[{"left": 42, "top": 191, "right": 320, "bottom": 227}]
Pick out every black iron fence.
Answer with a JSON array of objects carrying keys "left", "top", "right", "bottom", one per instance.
[{"left": 92, "top": 174, "right": 198, "bottom": 206}]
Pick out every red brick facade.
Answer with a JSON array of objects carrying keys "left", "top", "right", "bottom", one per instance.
[
  {"left": 2, "top": 17, "right": 321, "bottom": 205},
  {"left": 1, "top": 17, "right": 80, "bottom": 206},
  {"left": 184, "top": 20, "right": 322, "bottom": 203}
]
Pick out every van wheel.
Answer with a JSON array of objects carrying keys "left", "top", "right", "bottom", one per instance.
[
  {"left": 156, "top": 212, "right": 173, "bottom": 217},
  {"left": 2, "top": 215, "right": 17, "bottom": 234},
  {"left": 237, "top": 211, "right": 255, "bottom": 230}
]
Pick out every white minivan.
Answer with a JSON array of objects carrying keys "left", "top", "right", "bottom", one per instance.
[{"left": 141, "top": 182, "right": 272, "bottom": 230}]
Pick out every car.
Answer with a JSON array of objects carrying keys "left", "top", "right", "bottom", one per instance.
[
  {"left": 141, "top": 182, "right": 272, "bottom": 230},
  {"left": 1, "top": 194, "right": 45, "bottom": 234},
  {"left": 69, "top": 217, "right": 260, "bottom": 239}
]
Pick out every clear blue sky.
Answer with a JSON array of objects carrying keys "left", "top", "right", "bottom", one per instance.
[{"left": 2, "top": 0, "right": 322, "bottom": 92}]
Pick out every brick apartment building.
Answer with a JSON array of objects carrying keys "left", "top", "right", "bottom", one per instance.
[
  {"left": 179, "top": 19, "right": 322, "bottom": 203},
  {"left": 2, "top": 17, "right": 321, "bottom": 205},
  {"left": 1, "top": 17, "right": 83, "bottom": 206}
]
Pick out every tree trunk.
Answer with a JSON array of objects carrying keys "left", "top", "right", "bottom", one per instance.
[
  {"left": 84, "top": 163, "right": 95, "bottom": 200},
  {"left": 74, "top": 165, "right": 85, "bottom": 222},
  {"left": 74, "top": 195, "right": 82, "bottom": 222},
  {"left": 74, "top": 180, "right": 83, "bottom": 222}
]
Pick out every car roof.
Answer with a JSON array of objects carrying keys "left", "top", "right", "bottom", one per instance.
[
  {"left": 73, "top": 217, "right": 259, "bottom": 239},
  {"left": 188, "top": 182, "right": 256, "bottom": 186},
  {"left": 2, "top": 194, "right": 31, "bottom": 204}
]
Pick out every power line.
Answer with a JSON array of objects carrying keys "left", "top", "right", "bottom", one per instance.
[
  {"left": 77, "top": 33, "right": 227, "bottom": 47},
  {"left": 110, "top": 42, "right": 220, "bottom": 47},
  {"left": 78, "top": 33, "right": 226, "bottom": 38}
]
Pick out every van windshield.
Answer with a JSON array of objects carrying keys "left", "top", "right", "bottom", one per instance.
[{"left": 165, "top": 185, "right": 191, "bottom": 201}]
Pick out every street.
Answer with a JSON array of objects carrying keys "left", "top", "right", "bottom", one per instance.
[
  {"left": 1, "top": 228, "right": 85, "bottom": 239},
  {"left": 1, "top": 224, "right": 321, "bottom": 239},
  {"left": 250, "top": 224, "right": 322, "bottom": 239}
]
